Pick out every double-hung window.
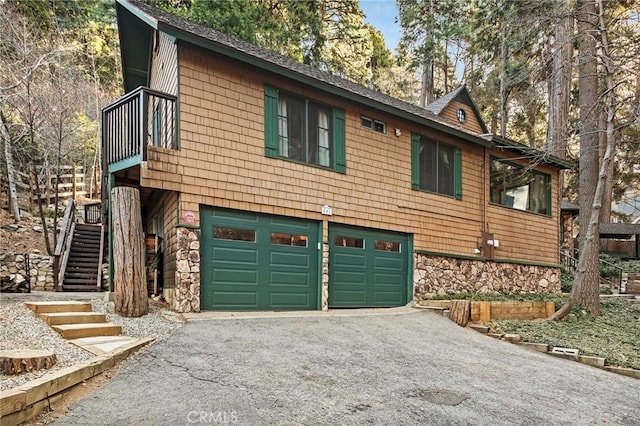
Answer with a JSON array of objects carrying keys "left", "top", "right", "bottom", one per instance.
[
  {"left": 265, "top": 85, "right": 345, "bottom": 172},
  {"left": 411, "top": 133, "right": 462, "bottom": 199}
]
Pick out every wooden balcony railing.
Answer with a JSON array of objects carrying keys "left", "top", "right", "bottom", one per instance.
[{"left": 102, "top": 86, "right": 177, "bottom": 166}]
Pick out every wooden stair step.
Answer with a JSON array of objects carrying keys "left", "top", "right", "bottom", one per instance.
[
  {"left": 62, "top": 285, "right": 101, "bottom": 291},
  {"left": 39, "top": 312, "right": 107, "bottom": 325},
  {"left": 25, "top": 301, "right": 93, "bottom": 314},
  {"left": 62, "top": 278, "right": 99, "bottom": 285},
  {"left": 51, "top": 323, "right": 121, "bottom": 339}
]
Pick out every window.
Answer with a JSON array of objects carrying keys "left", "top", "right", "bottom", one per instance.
[
  {"left": 334, "top": 236, "right": 364, "bottom": 248},
  {"left": 213, "top": 227, "right": 256, "bottom": 242},
  {"left": 411, "top": 133, "right": 462, "bottom": 199},
  {"left": 271, "top": 232, "right": 308, "bottom": 247},
  {"left": 375, "top": 240, "right": 401, "bottom": 252},
  {"left": 264, "top": 85, "right": 345, "bottom": 172},
  {"left": 361, "top": 116, "right": 386, "bottom": 134},
  {"left": 489, "top": 157, "right": 551, "bottom": 215}
]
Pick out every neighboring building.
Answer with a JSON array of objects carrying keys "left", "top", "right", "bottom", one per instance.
[{"left": 103, "top": 0, "right": 572, "bottom": 312}]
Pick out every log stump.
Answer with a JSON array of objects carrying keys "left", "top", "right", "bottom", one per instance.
[
  {"left": 450, "top": 300, "right": 471, "bottom": 327},
  {"left": 0, "top": 349, "right": 57, "bottom": 375},
  {"left": 112, "top": 187, "right": 149, "bottom": 317}
]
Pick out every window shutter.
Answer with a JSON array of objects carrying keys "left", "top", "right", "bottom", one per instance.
[
  {"left": 411, "top": 133, "right": 420, "bottom": 189},
  {"left": 333, "top": 108, "right": 346, "bottom": 173},
  {"left": 454, "top": 147, "right": 463, "bottom": 199},
  {"left": 264, "top": 85, "right": 279, "bottom": 158}
]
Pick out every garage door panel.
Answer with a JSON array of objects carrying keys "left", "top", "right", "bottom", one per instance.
[
  {"left": 333, "top": 271, "right": 366, "bottom": 284},
  {"left": 211, "top": 291, "right": 258, "bottom": 307},
  {"left": 373, "top": 273, "right": 404, "bottom": 286},
  {"left": 269, "top": 271, "right": 312, "bottom": 286},
  {"left": 269, "top": 293, "right": 310, "bottom": 308},
  {"left": 269, "top": 251, "right": 311, "bottom": 267},
  {"left": 332, "top": 252, "right": 366, "bottom": 267},
  {"left": 212, "top": 269, "right": 257, "bottom": 284},
  {"left": 374, "top": 256, "right": 403, "bottom": 269},
  {"left": 331, "top": 290, "right": 366, "bottom": 304},
  {"left": 212, "top": 246, "right": 258, "bottom": 264},
  {"left": 373, "top": 291, "right": 403, "bottom": 304}
]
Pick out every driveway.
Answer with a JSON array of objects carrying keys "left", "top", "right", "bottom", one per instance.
[{"left": 56, "top": 310, "right": 639, "bottom": 425}]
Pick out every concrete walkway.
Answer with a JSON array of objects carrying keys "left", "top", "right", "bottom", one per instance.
[{"left": 55, "top": 310, "right": 640, "bottom": 425}]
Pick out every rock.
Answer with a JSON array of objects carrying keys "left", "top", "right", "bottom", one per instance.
[
  {"left": 32, "top": 225, "right": 44, "bottom": 233},
  {"left": 6, "top": 224, "right": 19, "bottom": 231},
  {"left": 32, "top": 249, "right": 41, "bottom": 254},
  {"left": 502, "top": 334, "right": 521, "bottom": 343},
  {"left": 16, "top": 227, "right": 27, "bottom": 233}
]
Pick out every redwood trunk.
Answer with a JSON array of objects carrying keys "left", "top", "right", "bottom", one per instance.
[{"left": 112, "top": 186, "right": 148, "bottom": 317}]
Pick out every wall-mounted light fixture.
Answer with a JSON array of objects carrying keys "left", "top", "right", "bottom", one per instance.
[{"left": 394, "top": 128, "right": 401, "bottom": 137}]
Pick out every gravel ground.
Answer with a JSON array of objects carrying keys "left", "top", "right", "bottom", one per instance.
[{"left": 0, "top": 292, "right": 184, "bottom": 391}]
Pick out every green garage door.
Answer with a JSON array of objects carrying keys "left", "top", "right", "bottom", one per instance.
[
  {"left": 329, "top": 225, "right": 409, "bottom": 308},
  {"left": 200, "top": 207, "right": 319, "bottom": 310}
]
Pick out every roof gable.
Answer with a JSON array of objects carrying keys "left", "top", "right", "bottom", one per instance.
[{"left": 426, "top": 86, "right": 489, "bottom": 134}]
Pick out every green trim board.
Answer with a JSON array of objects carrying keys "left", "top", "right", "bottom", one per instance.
[
  {"left": 108, "top": 173, "right": 115, "bottom": 292},
  {"left": 415, "top": 250, "right": 485, "bottom": 262},
  {"left": 108, "top": 155, "right": 141, "bottom": 173}
]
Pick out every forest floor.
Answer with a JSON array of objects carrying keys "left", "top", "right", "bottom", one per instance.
[
  {"left": 0, "top": 207, "right": 53, "bottom": 255},
  {"left": 489, "top": 297, "right": 640, "bottom": 370}
]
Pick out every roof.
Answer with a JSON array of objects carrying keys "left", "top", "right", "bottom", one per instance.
[
  {"left": 599, "top": 223, "right": 640, "bottom": 238},
  {"left": 561, "top": 201, "right": 579, "bottom": 211},
  {"left": 492, "top": 136, "right": 574, "bottom": 170},
  {"left": 116, "top": 0, "right": 570, "bottom": 170},
  {"left": 425, "top": 85, "right": 489, "bottom": 134}
]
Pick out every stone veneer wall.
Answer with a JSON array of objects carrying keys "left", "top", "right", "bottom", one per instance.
[
  {"left": 0, "top": 253, "right": 54, "bottom": 292},
  {"left": 173, "top": 227, "right": 201, "bottom": 313},
  {"left": 414, "top": 254, "right": 560, "bottom": 299},
  {"left": 321, "top": 243, "right": 329, "bottom": 310}
]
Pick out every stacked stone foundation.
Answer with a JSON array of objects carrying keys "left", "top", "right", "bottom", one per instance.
[{"left": 413, "top": 253, "right": 561, "bottom": 299}]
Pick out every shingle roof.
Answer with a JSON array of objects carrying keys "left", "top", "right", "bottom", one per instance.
[
  {"left": 599, "top": 223, "right": 640, "bottom": 237},
  {"left": 424, "top": 86, "right": 466, "bottom": 115}
]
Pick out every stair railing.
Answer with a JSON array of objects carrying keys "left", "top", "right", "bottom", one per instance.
[
  {"left": 53, "top": 199, "right": 76, "bottom": 291},
  {"left": 560, "top": 247, "right": 624, "bottom": 292}
]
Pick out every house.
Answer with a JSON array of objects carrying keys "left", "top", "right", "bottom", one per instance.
[{"left": 103, "top": 0, "right": 572, "bottom": 312}]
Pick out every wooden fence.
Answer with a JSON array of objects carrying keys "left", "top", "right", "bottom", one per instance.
[{"left": 11, "top": 165, "right": 90, "bottom": 206}]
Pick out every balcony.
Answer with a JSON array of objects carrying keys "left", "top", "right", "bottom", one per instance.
[{"left": 102, "top": 86, "right": 177, "bottom": 170}]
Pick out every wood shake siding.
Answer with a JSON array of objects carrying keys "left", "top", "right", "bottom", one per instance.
[
  {"left": 150, "top": 32, "right": 178, "bottom": 96},
  {"left": 440, "top": 100, "right": 485, "bottom": 134},
  {"left": 141, "top": 43, "right": 559, "bottom": 265}
]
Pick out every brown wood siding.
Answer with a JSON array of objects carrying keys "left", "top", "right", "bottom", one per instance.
[
  {"left": 485, "top": 151, "right": 560, "bottom": 264},
  {"left": 439, "top": 100, "right": 484, "bottom": 134},
  {"left": 140, "top": 43, "right": 560, "bottom": 265},
  {"left": 150, "top": 32, "right": 178, "bottom": 96}
]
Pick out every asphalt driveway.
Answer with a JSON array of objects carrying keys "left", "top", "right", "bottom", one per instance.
[{"left": 56, "top": 310, "right": 639, "bottom": 425}]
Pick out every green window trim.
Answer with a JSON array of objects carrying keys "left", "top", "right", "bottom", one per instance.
[
  {"left": 411, "top": 132, "right": 462, "bottom": 200},
  {"left": 264, "top": 84, "right": 346, "bottom": 173}
]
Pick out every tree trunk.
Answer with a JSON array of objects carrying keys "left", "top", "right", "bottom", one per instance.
[
  {"left": 546, "top": 7, "right": 573, "bottom": 159},
  {"left": 112, "top": 186, "right": 148, "bottom": 317},
  {"left": 550, "top": 0, "right": 602, "bottom": 319},
  {"left": 0, "top": 108, "right": 21, "bottom": 223},
  {"left": 450, "top": 300, "right": 470, "bottom": 327}
]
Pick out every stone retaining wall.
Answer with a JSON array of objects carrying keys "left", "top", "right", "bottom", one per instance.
[
  {"left": 173, "top": 227, "right": 201, "bottom": 313},
  {"left": 414, "top": 254, "right": 560, "bottom": 299},
  {"left": 0, "top": 253, "right": 54, "bottom": 292}
]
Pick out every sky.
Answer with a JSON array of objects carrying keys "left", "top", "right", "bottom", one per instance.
[{"left": 359, "top": 0, "right": 402, "bottom": 52}]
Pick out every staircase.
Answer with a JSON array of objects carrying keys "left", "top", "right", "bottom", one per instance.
[
  {"left": 62, "top": 224, "right": 104, "bottom": 292},
  {"left": 26, "top": 301, "right": 122, "bottom": 339}
]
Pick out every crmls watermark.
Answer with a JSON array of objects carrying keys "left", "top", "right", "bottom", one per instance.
[{"left": 186, "top": 410, "right": 239, "bottom": 424}]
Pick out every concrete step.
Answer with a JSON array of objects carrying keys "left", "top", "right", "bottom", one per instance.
[
  {"left": 51, "top": 323, "right": 122, "bottom": 339},
  {"left": 39, "top": 312, "right": 107, "bottom": 325},
  {"left": 25, "top": 301, "right": 93, "bottom": 314}
]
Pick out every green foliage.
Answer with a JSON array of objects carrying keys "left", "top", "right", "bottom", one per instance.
[
  {"left": 599, "top": 253, "right": 621, "bottom": 278},
  {"left": 560, "top": 269, "right": 574, "bottom": 293},
  {"left": 490, "top": 298, "right": 640, "bottom": 369}
]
